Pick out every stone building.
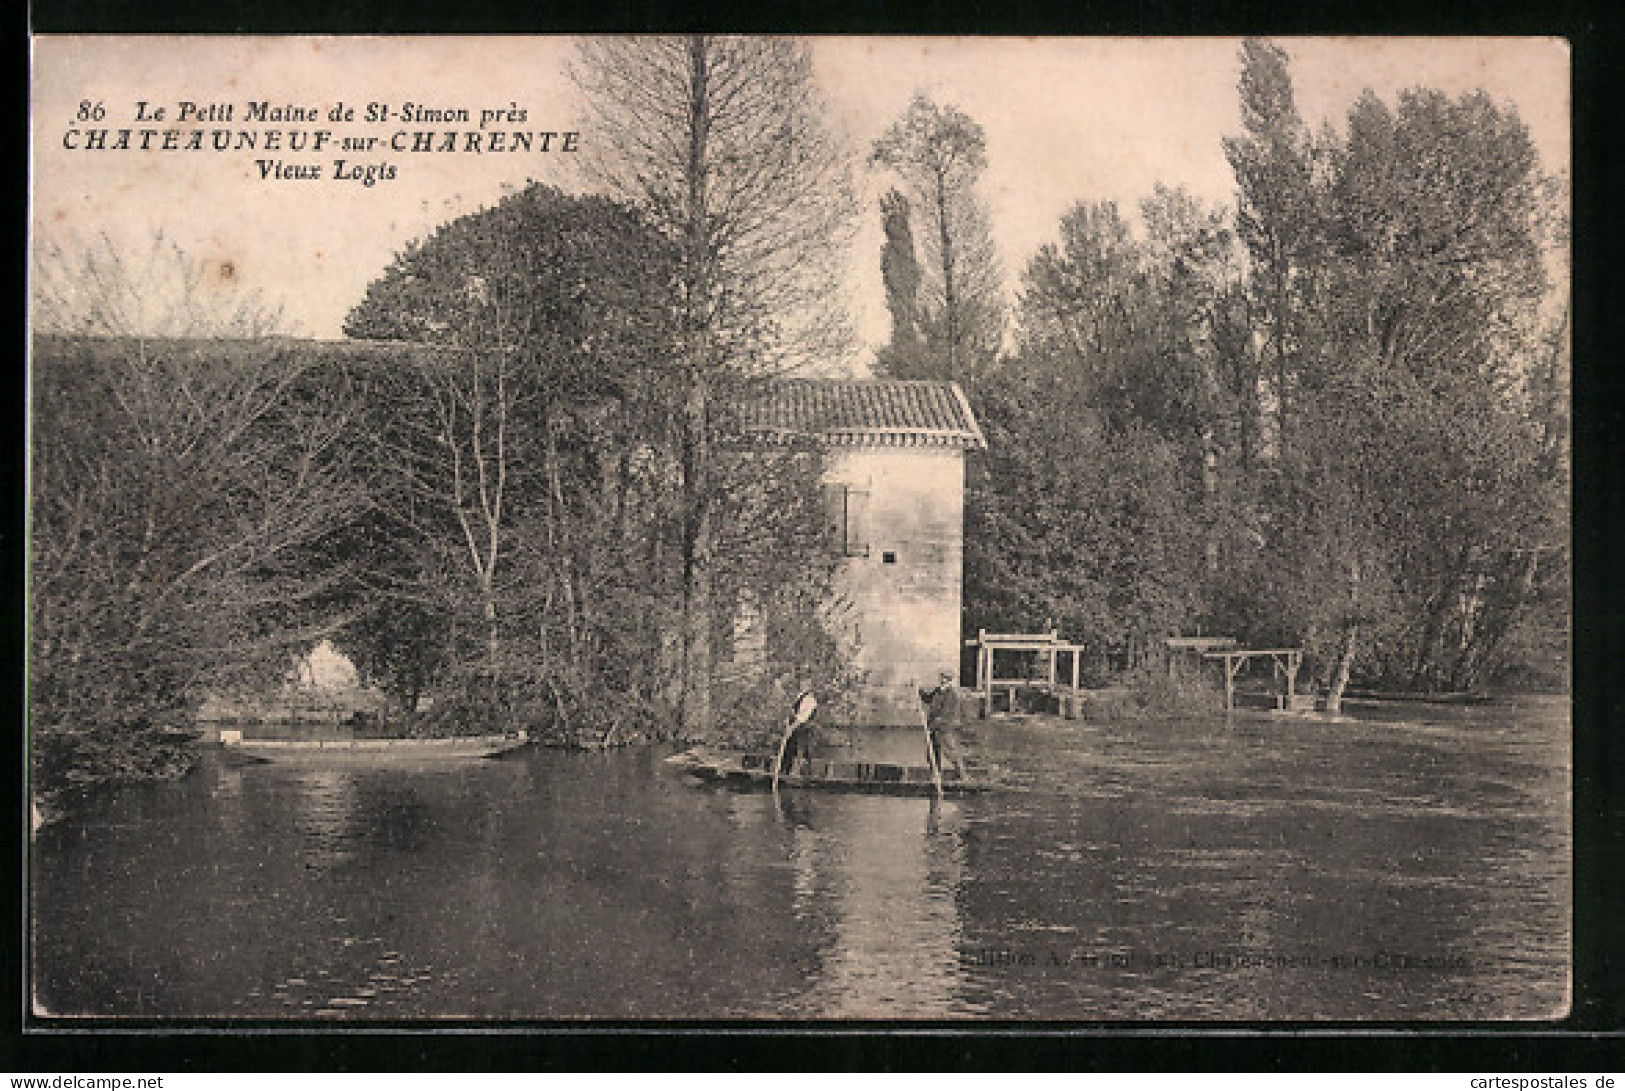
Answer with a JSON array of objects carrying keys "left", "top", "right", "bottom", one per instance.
[{"left": 739, "top": 379, "right": 987, "bottom": 727}]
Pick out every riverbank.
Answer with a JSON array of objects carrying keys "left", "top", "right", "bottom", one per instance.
[
  {"left": 30, "top": 681, "right": 1568, "bottom": 834},
  {"left": 32, "top": 697, "right": 639, "bottom": 827}
]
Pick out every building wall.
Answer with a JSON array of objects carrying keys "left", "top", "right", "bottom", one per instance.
[{"left": 824, "top": 445, "right": 965, "bottom": 725}]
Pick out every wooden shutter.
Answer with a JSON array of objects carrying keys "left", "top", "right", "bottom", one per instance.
[{"left": 844, "top": 487, "right": 870, "bottom": 557}]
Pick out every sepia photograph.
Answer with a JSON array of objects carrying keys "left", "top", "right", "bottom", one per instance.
[{"left": 27, "top": 35, "right": 1571, "bottom": 1023}]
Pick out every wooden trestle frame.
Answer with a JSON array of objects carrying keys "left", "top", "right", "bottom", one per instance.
[
  {"left": 966, "top": 630, "right": 1087, "bottom": 717},
  {"left": 1202, "top": 648, "right": 1305, "bottom": 712},
  {"left": 968, "top": 631, "right": 1308, "bottom": 717}
]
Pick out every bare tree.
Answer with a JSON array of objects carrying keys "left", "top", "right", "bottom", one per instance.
[
  {"left": 30, "top": 235, "right": 361, "bottom": 798},
  {"left": 32, "top": 229, "right": 288, "bottom": 339},
  {"left": 573, "top": 35, "right": 857, "bottom": 736},
  {"left": 343, "top": 184, "right": 682, "bottom": 729}
]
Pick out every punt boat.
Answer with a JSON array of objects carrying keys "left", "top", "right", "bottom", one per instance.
[{"left": 665, "top": 746, "right": 993, "bottom": 795}]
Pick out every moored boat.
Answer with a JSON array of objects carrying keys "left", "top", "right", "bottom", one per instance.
[
  {"left": 220, "top": 729, "right": 529, "bottom": 763},
  {"left": 665, "top": 746, "right": 992, "bottom": 795}
]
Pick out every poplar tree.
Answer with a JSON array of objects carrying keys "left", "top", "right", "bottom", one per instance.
[
  {"left": 871, "top": 93, "right": 1004, "bottom": 387},
  {"left": 1222, "top": 37, "right": 1322, "bottom": 458},
  {"left": 875, "top": 188, "right": 927, "bottom": 378}
]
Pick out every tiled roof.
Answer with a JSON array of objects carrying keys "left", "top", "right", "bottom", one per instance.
[{"left": 739, "top": 379, "right": 986, "bottom": 449}]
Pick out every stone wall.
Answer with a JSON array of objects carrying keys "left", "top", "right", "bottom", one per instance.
[{"left": 824, "top": 445, "right": 965, "bottom": 726}]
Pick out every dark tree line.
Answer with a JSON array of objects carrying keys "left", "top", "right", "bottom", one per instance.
[
  {"left": 30, "top": 333, "right": 368, "bottom": 791},
  {"left": 874, "top": 42, "right": 1568, "bottom": 703}
]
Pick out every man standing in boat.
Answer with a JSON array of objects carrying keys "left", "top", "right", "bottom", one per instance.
[
  {"left": 775, "top": 686, "right": 820, "bottom": 778},
  {"left": 921, "top": 671, "right": 964, "bottom": 777}
]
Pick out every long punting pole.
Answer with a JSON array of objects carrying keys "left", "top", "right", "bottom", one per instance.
[
  {"left": 978, "top": 630, "right": 990, "bottom": 718},
  {"left": 919, "top": 700, "right": 944, "bottom": 798},
  {"left": 771, "top": 716, "right": 794, "bottom": 792}
]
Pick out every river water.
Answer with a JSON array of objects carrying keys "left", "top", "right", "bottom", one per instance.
[{"left": 31, "top": 698, "right": 1569, "bottom": 1021}]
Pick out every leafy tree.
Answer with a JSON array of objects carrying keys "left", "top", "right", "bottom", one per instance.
[
  {"left": 972, "top": 190, "right": 1238, "bottom": 667},
  {"left": 1019, "top": 190, "right": 1243, "bottom": 447},
  {"left": 1222, "top": 39, "right": 1565, "bottom": 705},
  {"left": 965, "top": 354, "right": 1205, "bottom": 671},
  {"left": 341, "top": 179, "right": 847, "bottom": 741},
  {"left": 969, "top": 40, "right": 1565, "bottom": 706},
  {"left": 1018, "top": 200, "right": 1143, "bottom": 409}
]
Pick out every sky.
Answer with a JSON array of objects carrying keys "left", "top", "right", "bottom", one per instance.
[{"left": 31, "top": 36, "right": 1569, "bottom": 362}]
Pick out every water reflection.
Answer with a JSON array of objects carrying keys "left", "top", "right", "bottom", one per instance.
[
  {"left": 777, "top": 793, "right": 972, "bottom": 1017},
  {"left": 30, "top": 699, "right": 1570, "bottom": 1020},
  {"left": 289, "top": 769, "right": 361, "bottom": 872},
  {"left": 209, "top": 761, "right": 246, "bottom": 835}
]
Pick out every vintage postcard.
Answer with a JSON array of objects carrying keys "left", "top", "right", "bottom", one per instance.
[{"left": 28, "top": 36, "right": 1571, "bottom": 1022}]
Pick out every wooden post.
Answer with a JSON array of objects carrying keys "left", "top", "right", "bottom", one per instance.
[{"left": 978, "top": 631, "right": 990, "bottom": 719}]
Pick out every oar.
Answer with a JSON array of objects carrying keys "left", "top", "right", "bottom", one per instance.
[{"left": 919, "top": 700, "right": 944, "bottom": 799}]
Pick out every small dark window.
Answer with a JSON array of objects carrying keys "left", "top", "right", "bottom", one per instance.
[{"left": 882, "top": 551, "right": 897, "bottom": 564}]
